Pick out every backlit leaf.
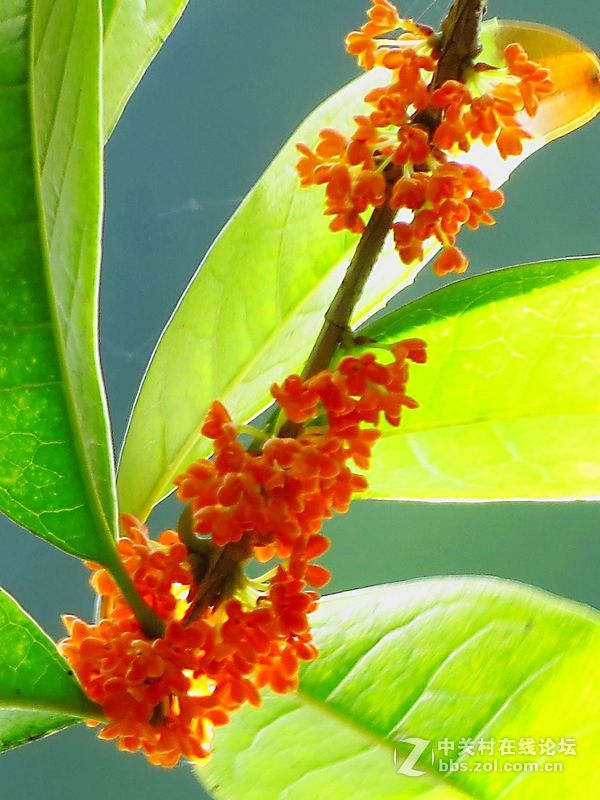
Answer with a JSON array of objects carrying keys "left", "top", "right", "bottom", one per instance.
[
  {"left": 102, "top": 0, "right": 190, "bottom": 140},
  {"left": 359, "top": 257, "right": 600, "bottom": 500},
  {"left": 201, "top": 577, "right": 600, "bottom": 799},
  {"left": 481, "top": 20, "right": 600, "bottom": 143},
  {"left": 117, "top": 20, "right": 600, "bottom": 520}
]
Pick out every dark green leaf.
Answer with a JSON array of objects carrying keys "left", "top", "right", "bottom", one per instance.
[
  {"left": 0, "top": 1, "right": 117, "bottom": 559},
  {"left": 0, "top": 587, "right": 98, "bottom": 752},
  {"left": 0, "top": 709, "right": 76, "bottom": 752}
]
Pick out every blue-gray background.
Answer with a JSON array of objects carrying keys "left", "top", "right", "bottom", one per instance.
[{"left": 1, "top": 1, "right": 599, "bottom": 797}]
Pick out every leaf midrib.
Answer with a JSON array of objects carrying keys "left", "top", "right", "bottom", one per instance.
[{"left": 288, "top": 689, "right": 480, "bottom": 799}]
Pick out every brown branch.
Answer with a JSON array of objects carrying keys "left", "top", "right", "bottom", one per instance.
[
  {"left": 279, "top": 0, "right": 486, "bottom": 437},
  {"left": 438, "top": 0, "right": 486, "bottom": 83},
  {"left": 182, "top": 0, "right": 488, "bottom": 620},
  {"left": 302, "top": 203, "right": 397, "bottom": 378},
  {"left": 303, "top": 0, "right": 486, "bottom": 369},
  {"left": 183, "top": 537, "right": 253, "bottom": 625},
  {"left": 416, "top": 0, "right": 487, "bottom": 129}
]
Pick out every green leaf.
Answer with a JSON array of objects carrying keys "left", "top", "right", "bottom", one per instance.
[
  {"left": 102, "top": 0, "right": 190, "bottom": 140},
  {"left": 0, "top": 2, "right": 118, "bottom": 560},
  {"left": 0, "top": 709, "right": 76, "bottom": 752},
  {"left": 359, "top": 256, "right": 600, "bottom": 500},
  {"left": 201, "top": 577, "right": 600, "bottom": 799},
  {"left": 0, "top": 587, "right": 98, "bottom": 752},
  {"left": 117, "top": 21, "right": 600, "bottom": 520}
]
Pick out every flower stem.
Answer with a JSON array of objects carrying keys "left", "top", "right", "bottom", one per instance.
[
  {"left": 177, "top": 0, "right": 489, "bottom": 619},
  {"left": 304, "top": 203, "right": 398, "bottom": 379},
  {"left": 183, "top": 537, "right": 253, "bottom": 624},
  {"left": 102, "top": 546, "right": 165, "bottom": 638},
  {"left": 280, "top": 0, "right": 486, "bottom": 439}
]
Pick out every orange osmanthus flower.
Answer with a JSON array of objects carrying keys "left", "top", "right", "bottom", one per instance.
[
  {"left": 296, "top": 0, "right": 555, "bottom": 276},
  {"left": 61, "top": 341, "right": 426, "bottom": 767}
]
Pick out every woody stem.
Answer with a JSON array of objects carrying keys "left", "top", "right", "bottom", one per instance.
[
  {"left": 183, "top": 537, "right": 253, "bottom": 625},
  {"left": 305, "top": 204, "right": 398, "bottom": 380},
  {"left": 434, "top": 0, "right": 487, "bottom": 87},
  {"left": 181, "top": 0, "right": 487, "bottom": 622},
  {"left": 279, "top": 0, "right": 486, "bottom": 438}
]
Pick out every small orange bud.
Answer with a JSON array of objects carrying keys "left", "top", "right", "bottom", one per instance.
[{"left": 433, "top": 246, "right": 469, "bottom": 276}]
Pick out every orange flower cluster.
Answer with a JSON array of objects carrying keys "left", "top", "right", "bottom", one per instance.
[
  {"left": 61, "top": 518, "right": 320, "bottom": 767},
  {"left": 62, "top": 341, "right": 425, "bottom": 767},
  {"left": 296, "top": 0, "right": 554, "bottom": 275},
  {"left": 176, "top": 339, "right": 426, "bottom": 561}
]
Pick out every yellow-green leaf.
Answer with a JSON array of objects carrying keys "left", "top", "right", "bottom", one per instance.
[
  {"left": 481, "top": 20, "right": 600, "bottom": 143},
  {"left": 102, "top": 0, "right": 190, "bottom": 140},
  {"left": 201, "top": 578, "right": 600, "bottom": 800},
  {"left": 359, "top": 257, "right": 600, "bottom": 500},
  {"left": 117, "top": 20, "right": 600, "bottom": 520}
]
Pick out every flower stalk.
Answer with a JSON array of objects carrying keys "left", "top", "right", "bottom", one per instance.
[
  {"left": 102, "top": 544, "right": 166, "bottom": 638},
  {"left": 100, "top": 0, "right": 489, "bottom": 645},
  {"left": 281, "top": 0, "right": 487, "bottom": 437},
  {"left": 62, "top": 0, "right": 558, "bottom": 769}
]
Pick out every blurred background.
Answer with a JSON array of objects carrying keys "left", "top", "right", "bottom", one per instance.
[{"left": 1, "top": 0, "right": 598, "bottom": 796}]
